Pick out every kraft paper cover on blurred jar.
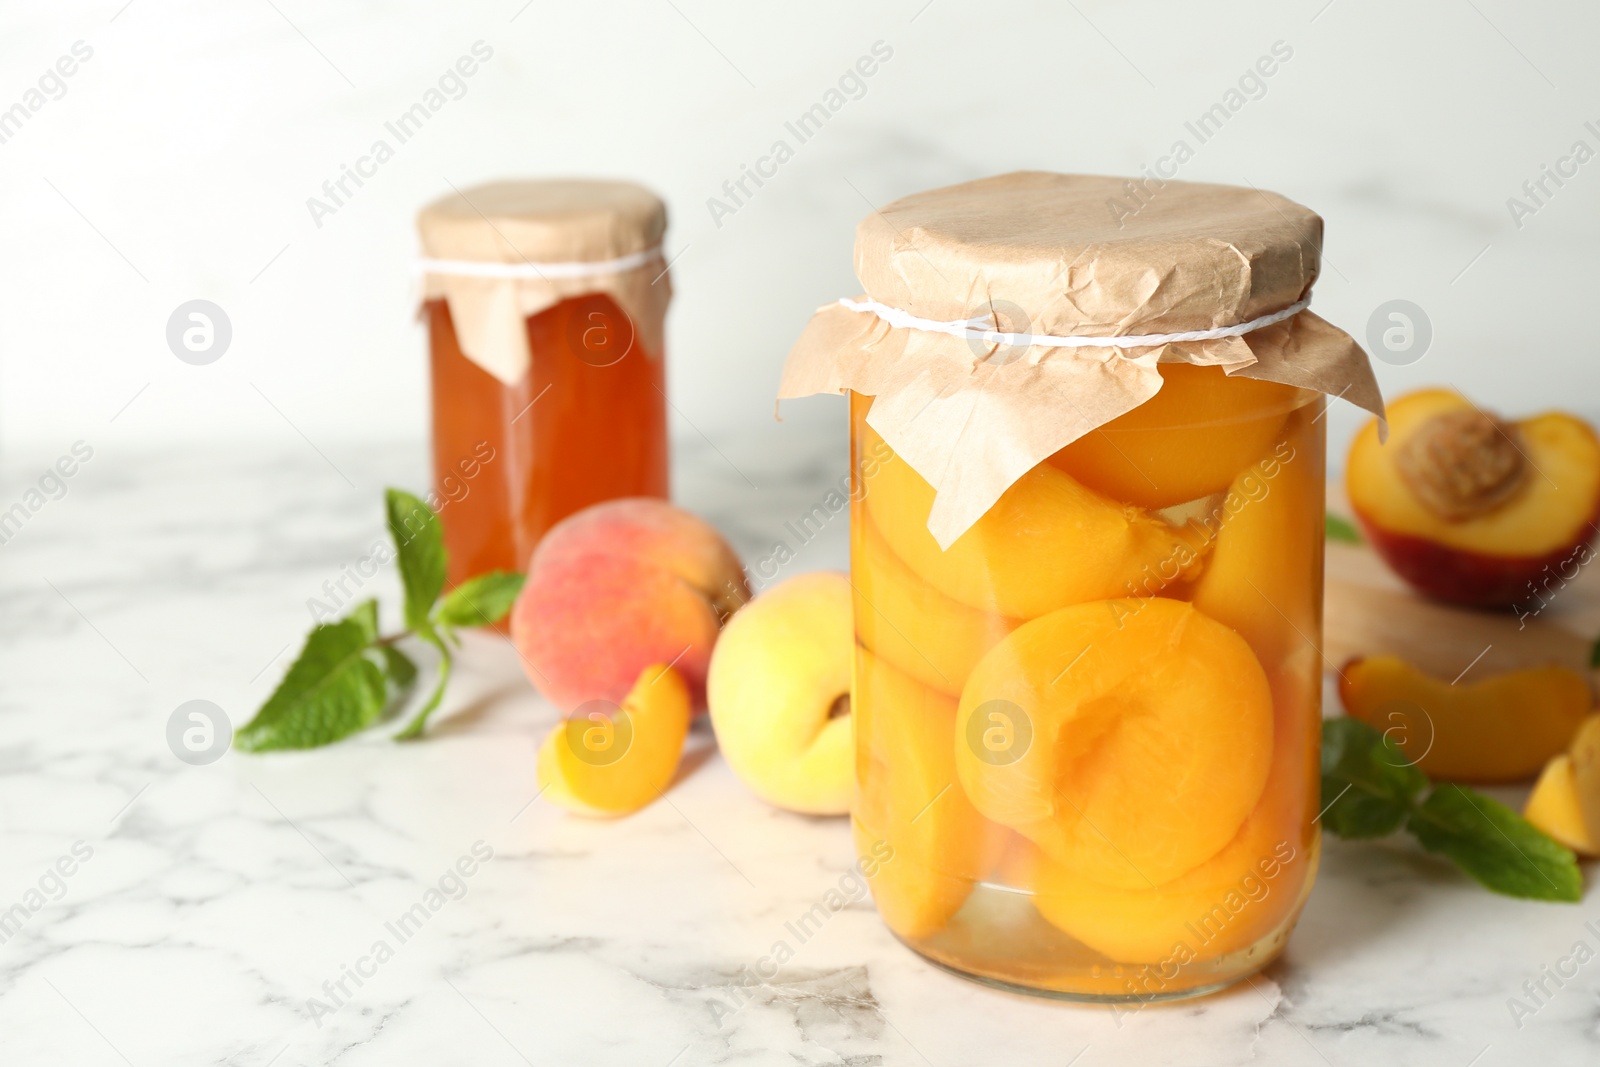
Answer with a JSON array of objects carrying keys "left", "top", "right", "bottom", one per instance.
[
  {"left": 417, "top": 179, "right": 671, "bottom": 385},
  {"left": 779, "top": 171, "right": 1384, "bottom": 547}
]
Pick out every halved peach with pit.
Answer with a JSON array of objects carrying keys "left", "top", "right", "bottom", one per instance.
[
  {"left": 1338, "top": 654, "right": 1590, "bottom": 783},
  {"left": 852, "top": 514, "right": 1020, "bottom": 697},
  {"left": 860, "top": 419, "right": 1207, "bottom": 620},
  {"left": 1050, "top": 363, "right": 1304, "bottom": 510},
  {"left": 1347, "top": 388, "right": 1600, "bottom": 608},
  {"left": 538, "top": 663, "right": 691, "bottom": 817},
  {"left": 1190, "top": 408, "right": 1325, "bottom": 668},
  {"left": 855, "top": 647, "right": 1001, "bottom": 939},
  {"left": 955, "top": 597, "right": 1274, "bottom": 889}
]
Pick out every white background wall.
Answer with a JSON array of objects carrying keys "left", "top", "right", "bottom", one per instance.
[{"left": 3, "top": 0, "right": 1597, "bottom": 467}]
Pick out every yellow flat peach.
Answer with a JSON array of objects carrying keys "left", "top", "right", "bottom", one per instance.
[
  {"left": 859, "top": 418, "right": 1207, "bottom": 619},
  {"left": 1190, "top": 410, "right": 1325, "bottom": 667},
  {"left": 538, "top": 663, "right": 691, "bottom": 817},
  {"left": 1050, "top": 363, "right": 1303, "bottom": 509},
  {"left": 1339, "top": 655, "right": 1590, "bottom": 783},
  {"left": 956, "top": 597, "right": 1274, "bottom": 888},
  {"left": 855, "top": 647, "right": 1001, "bottom": 939},
  {"left": 707, "top": 572, "right": 854, "bottom": 814},
  {"left": 1524, "top": 754, "right": 1598, "bottom": 856},
  {"left": 852, "top": 514, "right": 1020, "bottom": 697}
]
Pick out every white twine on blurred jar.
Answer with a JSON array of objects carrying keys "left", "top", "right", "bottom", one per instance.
[
  {"left": 416, "top": 246, "right": 663, "bottom": 280},
  {"left": 836, "top": 293, "right": 1311, "bottom": 349}
]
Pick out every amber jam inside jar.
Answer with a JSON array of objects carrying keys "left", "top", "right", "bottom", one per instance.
[
  {"left": 427, "top": 292, "right": 668, "bottom": 587},
  {"left": 848, "top": 365, "right": 1326, "bottom": 1002}
]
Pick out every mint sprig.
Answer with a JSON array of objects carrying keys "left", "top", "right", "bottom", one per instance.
[
  {"left": 386, "top": 489, "right": 447, "bottom": 636},
  {"left": 234, "top": 601, "right": 390, "bottom": 751},
  {"left": 1321, "top": 718, "right": 1581, "bottom": 902},
  {"left": 436, "top": 572, "right": 528, "bottom": 629},
  {"left": 236, "top": 489, "right": 525, "bottom": 751}
]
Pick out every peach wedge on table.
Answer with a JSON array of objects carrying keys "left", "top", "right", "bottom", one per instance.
[
  {"left": 1338, "top": 655, "right": 1590, "bottom": 783},
  {"left": 1524, "top": 716, "right": 1600, "bottom": 856},
  {"left": 538, "top": 663, "right": 692, "bottom": 817},
  {"left": 1524, "top": 753, "right": 1598, "bottom": 856}
]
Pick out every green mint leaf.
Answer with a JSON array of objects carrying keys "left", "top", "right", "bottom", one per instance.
[
  {"left": 349, "top": 598, "right": 379, "bottom": 643},
  {"left": 1319, "top": 717, "right": 1429, "bottom": 839},
  {"left": 236, "top": 604, "right": 386, "bottom": 751},
  {"left": 1325, "top": 514, "right": 1363, "bottom": 545},
  {"left": 395, "top": 633, "right": 452, "bottom": 742},
  {"left": 435, "top": 571, "right": 526, "bottom": 629},
  {"left": 384, "top": 488, "right": 446, "bottom": 636},
  {"left": 379, "top": 644, "right": 418, "bottom": 690},
  {"left": 1589, "top": 632, "right": 1600, "bottom": 669},
  {"left": 1408, "top": 784, "right": 1582, "bottom": 902}
]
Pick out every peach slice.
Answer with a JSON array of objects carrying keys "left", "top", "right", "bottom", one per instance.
[
  {"left": 955, "top": 597, "right": 1274, "bottom": 888},
  {"left": 860, "top": 419, "right": 1207, "bottom": 620},
  {"left": 1049, "top": 363, "right": 1303, "bottom": 510},
  {"left": 987, "top": 829, "right": 1043, "bottom": 893},
  {"left": 537, "top": 663, "right": 691, "bottom": 817},
  {"left": 706, "top": 572, "right": 854, "bottom": 815},
  {"left": 1190, "top": 410, "right": 1325, "bottom": 667},
  {"left": 1031, "top": 652, "right": 1317, "bottom": 962},
  {"left": 852, "top": 514, "right": 1020, "bottom": 697},
  {"left": 854, "top": 647, "right": 1001, "bottom": 939},
  {"left": 1338, "top": 655, "right": 1590, "bottom": 783},
  {"left": 1031, "top": 815, "right": 1304, "bottom": 964},
  {"left": 1347, "top": 388, "right": 1600, "bottom": 608},
  {"left": 1524, "top": 754, "right": 1598, "bottom": 856}
]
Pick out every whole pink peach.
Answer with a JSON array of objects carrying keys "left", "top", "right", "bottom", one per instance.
[{"left": 510, "top": 499, "right": 749, "bottom": 712}]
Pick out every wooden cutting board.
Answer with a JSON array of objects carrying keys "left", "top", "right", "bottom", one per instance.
[{"left": 1323, "top": 487, "right": 1598, "bottom": 683}]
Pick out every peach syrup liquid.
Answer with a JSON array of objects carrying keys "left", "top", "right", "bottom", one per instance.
[
  {"left": 848, "top": 368, "right": 1327, "bottom": 1001},
  {"left": 427, "top": 293, "right": 669, "bottom": 587}
]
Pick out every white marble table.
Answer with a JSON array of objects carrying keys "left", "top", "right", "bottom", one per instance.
[{"left": 2, "top": 423, "right": 1596, "bottom": 1067}]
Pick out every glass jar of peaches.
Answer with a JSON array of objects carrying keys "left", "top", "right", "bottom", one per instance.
[
  {"left": 782, "top": 172, "right": 1383, "bottom": 1001},
  {"left": 417, "top": 180, "right": 672, "bottom": 587}
]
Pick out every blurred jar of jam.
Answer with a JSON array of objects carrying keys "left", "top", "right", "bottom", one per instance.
[{"left": 416, "top": 180, "right": 672, "bottom": 587}]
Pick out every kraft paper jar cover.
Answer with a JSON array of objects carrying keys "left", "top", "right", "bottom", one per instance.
[
  {"left": 779, "top": 171, "right": 1384, "bottom": 547},
  {"left": 417, "top": 179, "right": 671, "bottom": 385}
]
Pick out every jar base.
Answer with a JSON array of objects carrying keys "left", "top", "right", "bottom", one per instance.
[
  {"left": 873, "top": 844, "right": 1318, "bottom": 1004},
  {"left": 893, "top": 924, "right": 1282, "bottom": 1005}
]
